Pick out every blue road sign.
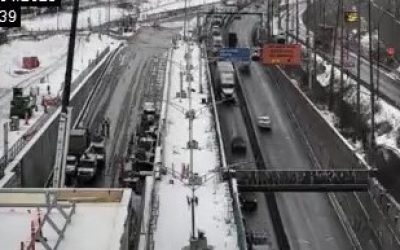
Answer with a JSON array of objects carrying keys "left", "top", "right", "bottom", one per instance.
[{"left": 219, "top": 48, "right": 251, "bottom": 62}]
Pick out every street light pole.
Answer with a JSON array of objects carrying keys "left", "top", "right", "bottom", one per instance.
[
  {"left": 285, "top": 0, "right": 289, "bottom": 42},
  {"left": 184, "top": 0, "right": 188, "bottom": 41},
  {"left": 186, "top": 43, "right": 196, "bottom": 240},
  {"left": 357, "top": 0, "right": 362, "bottom": 140},
  {"left": 376, "top": 24, "right": 380, "bottom": 100},
  {"left": 328, "top": 2, "right": 340, "bottom": 111},
  {"left": 368, "top": 0, "right": 376, "bottom": 154},
  {"left": 62, "top": 0, "right": 80, "bottom": 113},
  {"left": 339, "top": 0, "right": 344, "bottom": 130},
  {"left": 296, "top": 0, "right": 299, "bottom": 40},
  {"left": 306, "top": 0, "right": 312, "bottom": 90}
]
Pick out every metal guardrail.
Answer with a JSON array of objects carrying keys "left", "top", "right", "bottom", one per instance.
[
  {"left": 0, "top": 46, "right": 111, "bottom": 178},
  {"left": 203, "top": 43, "right": 247, "bottom": 250}
]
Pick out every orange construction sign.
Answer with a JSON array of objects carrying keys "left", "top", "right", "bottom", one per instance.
[{"left": 262, "top": 44, "right": 302, "bottom": 66}]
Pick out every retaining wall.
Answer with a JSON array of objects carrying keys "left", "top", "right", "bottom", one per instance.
[
  {"left": 270, "top": 66, "right": 400, "bottom": 250},
  {"left": 2, "top": 46, "right": 113, "bottom": 187}
]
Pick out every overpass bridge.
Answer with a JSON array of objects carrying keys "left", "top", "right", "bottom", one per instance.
[{"left": 223, "top": 169, "right": 377, "bottom": 192}]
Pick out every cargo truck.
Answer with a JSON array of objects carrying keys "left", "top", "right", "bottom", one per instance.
[
  {"left": 65, "top": 129, "right": 89, "bottom": 180},
  {"left": 9, "top": 87, "right": 36, "bottom": 118},
  {"left": 215, "top": 61, "right": 236, "bottom": 99},
  {"left": 77, "top": 152, "right": 98, "bottom": 183},
  {"left": 66, "top": 128, "right": 104, "bottom": 184},
  {"left": 87, "top": 139, "right": 106, "bottom": 168}
]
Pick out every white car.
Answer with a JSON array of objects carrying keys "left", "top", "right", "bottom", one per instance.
[{"left": 257, "top": 115, "right": 272, "bottom": 130}]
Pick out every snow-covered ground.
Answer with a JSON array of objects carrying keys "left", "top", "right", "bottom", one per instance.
[
  {"left": 0, "top": 33, "right": 119, "bottom": 159},
  {"left": 153, "top": 40, "right": 238, "bottom": 249},
  {"left": 140, "top": 0, "right": 220, "bottom": 17},
  {"left": 22, "top": 7, "right": 131, "bottom": 31},
  {"left": 0, "top": 189, "right": 131, "bottom": 250},
  {"left": 314, "top": 46, "right": 400, "bottom": 155},
  {"left": 278, "top": 0, "right": 400, "bottom": 156}
]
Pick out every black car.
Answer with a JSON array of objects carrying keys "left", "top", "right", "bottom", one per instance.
[{"left": 240, "top": 193, "right": 258, "bottom": 212}]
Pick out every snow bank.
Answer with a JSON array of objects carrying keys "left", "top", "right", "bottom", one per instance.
[
  {"left": 22, "top": 7, "right": 130, "bottom": 31},
  {"left": 153, "top": 40, "right": 238, "bottom": 249},
  {"left": 0, "top": 34, "right": 118, "bottom": 159}
]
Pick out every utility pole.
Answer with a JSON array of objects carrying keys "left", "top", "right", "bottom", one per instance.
[
  {"left": 313, "top": 0, "right": 318, "bottom": 92},
  {"left": 183, "top": 0, "right": 188, "bottom": 41},
  {"left": 278, "top": 0, "right": 282, "bottom": 34},
  {"left": 368, "top": 0, "right": 376, "bottom": 155},
  {"left": 271, "top": 0, "right": 274, "bottom": 37},
  {"left": 296, "top": 0, "right": 299, "bottom": 40},
  {"left": 286, "top": 0, "right": 289, "bottom": 42},
  {"left": 339, "top": 0, "right": 344, "bottom": 130},
  {"left": 199, "top": 45, "right": 203, "bottom": 94},
  {"left": 185, "top": 43, "right": 197, "bottom": 241},
  {"left": 54, "top": 0, "right": 80, "bottom": 188},
  {"left": 306, "top": 0, "right": 312, "bottom": 90},
  {"left": 357, "top": 0, "right": 362, "bottom": 140},
  {"left": 328, "top": 2, "right": 340, "bottom": 111},
  {"left": 376, "top": 25, "right": 380, "bottom": 100},
  {"left": 323, "top": 0, "right": 326, "bottom": 27}
]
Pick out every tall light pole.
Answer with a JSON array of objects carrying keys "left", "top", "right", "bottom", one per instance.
[
  {"left": 339, "top": 0, "right": 344, "bottom": 130},
  {"left": 183, "top": 0, "right": 188, "bottom": 41},
  {"left": 357, "top": 0, "right": 362, "bottom": 140},
  {"left": 296, "top": 0, "right": 299, "bottom": 40},
  {"left": 328, "top": 2, "right": 340, "bottom": 111},
  {"left": 368, "top": 0, "right": 376, "bottom": 155},
  {"left": 306, "top": 0, "right": 312, "bottom": 90}
]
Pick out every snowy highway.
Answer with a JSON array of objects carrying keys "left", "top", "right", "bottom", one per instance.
[
  {"left": 213, "top": 69, "right": 279, "bottom": 249},
  {"left": 229, "top": 15, "right": 355, "bottom": 250}
]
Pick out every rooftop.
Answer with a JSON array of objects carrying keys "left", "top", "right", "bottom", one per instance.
[{"left": 0, "top": 188, "right": 132, "bottom": 250}]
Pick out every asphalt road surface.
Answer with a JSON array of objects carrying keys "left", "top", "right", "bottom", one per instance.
[
  {"left": 230, "top": 15, "right": 355, "bottom": 250},
  {"left": 216, "top": 99, "right": 279, "bottom": 249},
  {"left": 76, "top": 27, "right": 177, "bottom": 188}
]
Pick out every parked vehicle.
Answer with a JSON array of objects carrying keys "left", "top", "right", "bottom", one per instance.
[
  {"left": 77, "top": 152, "right": 98, "bottom": 183},
  {"left": 216, "top": 61, "right": 236, "bottom": 99},
  {"left": 65, "top": 155, "right": 78, "bottom": 184},
  {"left": 143, "top": 101, "right": 156, "bottom": 124},
  {"left": 66, "top": 128, "right": 105, "bottom": 184},
  {"left": 68, "top": 129, "right": 90, "bottom": 156},
  {"left": 88, "top": 140, "right": 106, "bottom": 167},
  {"left": 9, "top": 87, "right": 36, "bottom": 118}
]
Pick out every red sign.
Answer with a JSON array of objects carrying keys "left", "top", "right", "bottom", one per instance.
[
  {"left": 22, "top": 56, "right": 40, "bottom": 69},
  {"left": 262, "top": 44, "right": 302, "bottom": 66},
  {"left": 387, "top": 47, "right": 395, "bottom": 57}
]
